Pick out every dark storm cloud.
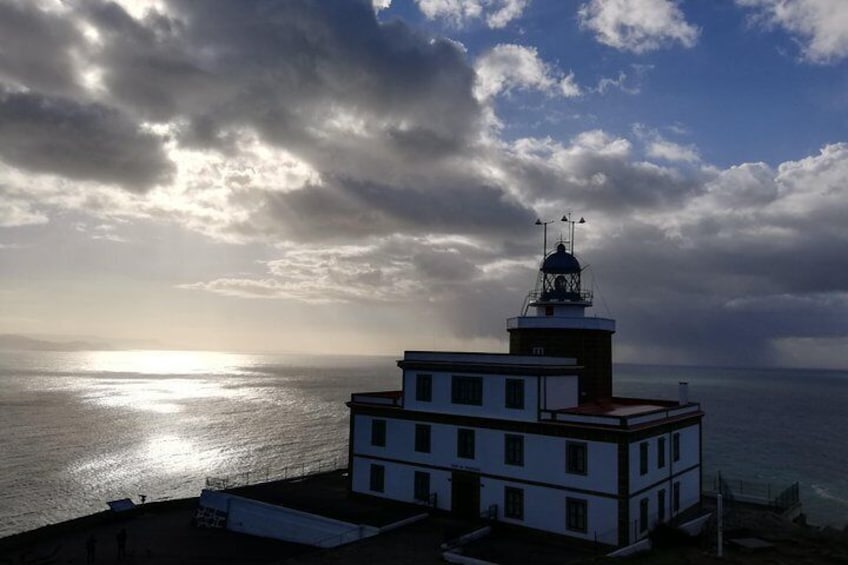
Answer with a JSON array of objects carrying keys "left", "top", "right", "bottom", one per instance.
[
  {"left": 608, "top": 290, "right": 848, "bottom": 367},
  {"left": 79, "top": 0, "right": 232, "bottom": 122},
  {"left": 0, "top": 90, "right": 173, "bottom": 190},
  {"left": 586, "top": 209, "right": 848, "bottom": 366},
  {"left": 0, "top": 1, "right": 84, "bottom": 95},
  {"left": 78, "top": 0, "right": 479, "bottom": 156},
  {"left": 241, "top": 177, "right": 534, "bottom": 242},
  {"left": 0, "top": 0, "right": 483, "bottom": 196}
]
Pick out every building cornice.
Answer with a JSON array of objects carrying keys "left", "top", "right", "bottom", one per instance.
[
  {"left": 347, "top": 403, "right": 703, "bottom": 442},
  {"left": 396, "top": 360, "right": 582, "bottom": 376}
]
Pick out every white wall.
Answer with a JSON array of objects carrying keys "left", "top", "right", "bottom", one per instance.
[
  {"left": 402, "top": 371, "right": 540, "bottom": 422},
  {"left": 625, "top": 465, "right": 700, "bottom": 545},
  {"left": 629, "top": 435, "right": 668, "bottom": 494},
  {"left": 480, "top": 477, "right": 619, "bottom": 543},
  {"left": 351, "top": 456, "right": 620, "bottom": 544},
  {"left": 350, "top": 457, "right": 452, "bottom": 510},
  {"left": 629, "top": 424, "right": 700, "bottom": 494},
  {"left": 353, "top": 415, "right": 619, "bottom": 494},
  {"left": 674, "top": 466, "right": 701, "bottom": 514},
  {"left": 199, "top": 490, "right": 376, "bottom": 548},
  {"left": 622, "top": 424, "right": 701, "bottom": 544},
  {"left": 542, "top": 376, "right": 579, "bottom": 410},
  {"left": 671, "top": 424, "right": 700, "bottom": 475},
  {"left": 627, "top": 482, "right": 668, "bottom": 543}
]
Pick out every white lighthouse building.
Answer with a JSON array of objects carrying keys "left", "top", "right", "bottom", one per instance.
[{"left": 346, "top": 237, "right": 703, "bottom": 547}]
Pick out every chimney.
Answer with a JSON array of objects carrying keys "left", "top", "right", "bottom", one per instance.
[{"left": 678, "top": 382, "right": 689, "bottom": 405}]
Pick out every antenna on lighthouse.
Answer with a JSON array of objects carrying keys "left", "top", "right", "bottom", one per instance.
[{"left": 560, "top": 213, "right": 586, "bottom": 254}]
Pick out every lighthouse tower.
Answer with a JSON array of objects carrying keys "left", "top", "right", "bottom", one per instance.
[{"left": 507, "top": 241, "right": 615, "bottom": 403}]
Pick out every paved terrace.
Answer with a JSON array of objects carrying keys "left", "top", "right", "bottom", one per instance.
[{"left": 0, "top": 470, "right": 607, "bottom": 565}]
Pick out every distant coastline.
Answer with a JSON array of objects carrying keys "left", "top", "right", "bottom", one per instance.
[
  {"left": 0, "top": 334, "right": 115, "bottom": 352},
  {"left": 0, "top": 334, "right": 176, "bottom": 352}
]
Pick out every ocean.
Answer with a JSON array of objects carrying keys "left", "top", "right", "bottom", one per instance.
[{"left": 0, "top": 349, "right": 846, "bottom": 538}]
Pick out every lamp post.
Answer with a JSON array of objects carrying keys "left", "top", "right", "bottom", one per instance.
[{"left": 535, "top": 218, "right": 554, "bottom": 260}]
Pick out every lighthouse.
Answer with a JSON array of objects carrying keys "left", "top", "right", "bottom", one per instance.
[
  {"left": 507, "top": 240, "right": 615, "bottom": 403},
  {"left": 346, "top": 220, "right": 704, "bottom": 548}
]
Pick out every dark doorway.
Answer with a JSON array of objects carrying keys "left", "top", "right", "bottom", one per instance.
[{"left": 451, "top": 471, "right": 480, "bottom": 518}]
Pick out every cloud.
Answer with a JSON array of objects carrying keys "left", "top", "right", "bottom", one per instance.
[
  {"left": 0, "top": 0, "right": 486, "bottom": 210},
  {"left": 559, "top": 72, "right": 583, "bottom": 98},
  {"left": 181, "top": 235, "right": 535, "bottom": 340},
  {"left": 634, "top": 125, "right": 701, "bottom": 163},
  {"left": 0, "top": 90, "right": 174, "bottom": 191},
  {"left": 0, "top": 193, "right": 48, "bottom": 227},
  {"left": 414, "top": 0, "right": 530, "bottom": 29},
  {"left": 1, "top": 0, "right": 845, "bottom": 368},
  {"left": 496, "top": 130, "right": 704, "bottom": 212},
  {"left": 0, "top": 1, "right": 87, "bottom": 96},
  {"left": 586, "top": 142, "right": 848, "bottom": 366},
  {"left": 239, "top": 177, "right": 534, "bottom": 244},
  {"left": 485, "top": 0, "right": 532, "bottom": 28},
  {"left": 593, "top": 65, "right": 652, "bottom": 95},
  {"left": 578, "top": 0, "right": 700, "bottom": 53},
  {"left": 474, "top": 44, "right": 581, "bottom": 100},
  {"left": 736, "top": 0, "right": 848, "bottom": 63},
  {"left": 646, "top": 139, "right": 700, "bottom": 163}
]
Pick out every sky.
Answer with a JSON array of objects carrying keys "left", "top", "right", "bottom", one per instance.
[{"left": 0, "top": 0, "right": 846, "bottom": 369}]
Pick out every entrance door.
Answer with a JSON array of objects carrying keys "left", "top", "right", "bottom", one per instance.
[{"left": 451, "top": 471, "right": 481, "bottom": 518}]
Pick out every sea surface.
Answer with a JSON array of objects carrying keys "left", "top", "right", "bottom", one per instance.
[{"left": 0, "top": 350, "right": 846, "bottom": 537}]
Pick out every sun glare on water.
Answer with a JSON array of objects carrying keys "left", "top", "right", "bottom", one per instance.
[
  {"left": 81, "top": 349, "right": 246, "bottom": 376},
  {"left": 72, "top": 350, "right": 257, "bottom": 414}
]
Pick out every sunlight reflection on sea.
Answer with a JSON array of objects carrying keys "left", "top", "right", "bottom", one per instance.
[
  {"left": 1, "top": 352, "right": 846, "bottom": 537},
  {"left": 0, "top": 349, "right": 398, "bottom": 537}
]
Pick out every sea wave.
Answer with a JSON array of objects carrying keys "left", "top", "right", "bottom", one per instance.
[{"left": 812, "top": 484, "right": 848, "bottom": 506}]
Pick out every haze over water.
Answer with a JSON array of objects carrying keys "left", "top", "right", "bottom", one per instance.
[{"left": 1, "top": 350, "right": 846, "bottom": 537}]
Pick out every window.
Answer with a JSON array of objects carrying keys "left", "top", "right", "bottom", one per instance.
[
  {"left": 673, "top": 482, "right": 681, "bottom": 512},
  {"left": 369, "top": 464, "right": 384, "bottom": 492},
  {"left": 415, "top": 424, "right": 431, "bottom": 453},
  {"left": 414, "top": 471, "right": 430, "bottom": 501},
  {"left": 658, "top": 489, "right": 666, "bottom": 522},
  {"left": 415, "top": 374, "right": 432, "bottom": 402},
  {"left": 566, "top": 498, "right": 587, "bottom": 533},
  {"left": 504, "top": 487, "right": 524, "bottom": 520},
  {"left": 639, "top": 498, "right": 649, "bottom": 533},
  {"left": 504, "top": 434, "right": 524, "bottom": 466},
  {"left": 452, "top": 376, "right": 483, "bottom": 405},
  {"left": 672, "top": 432, "right": 681, "bottom": 462},
  {"left": 370, "top": 419, "right": 386, "bottom": 447},
  {"left": 457, "top": 428, "right": 475, "bottom": 459},
  {"left": 639, "top": 442, "right": 649, "bottom": 475},
  {"left": 566, "top": 441, "right": 588, "bottom": 475},
  {"left": 532, "top": 346, "right": 545, "bottom": 355},
  {"left": 505, "top": 379, "right": 524, "bottom": 409},
  {"left": 657, "top": 436, "right": 666, "bottom": 469}
]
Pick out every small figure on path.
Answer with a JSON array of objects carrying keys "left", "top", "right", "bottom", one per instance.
[
  {"left": 116, "top": 528, "right": 127, "bottom": 561},
  {"left": 85, "top": 534, "right": 96, "bottom": 564}
]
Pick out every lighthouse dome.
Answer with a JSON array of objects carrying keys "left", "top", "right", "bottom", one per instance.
[{"left": 541, "top": 243, "right": 581, "bottom": 274}]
